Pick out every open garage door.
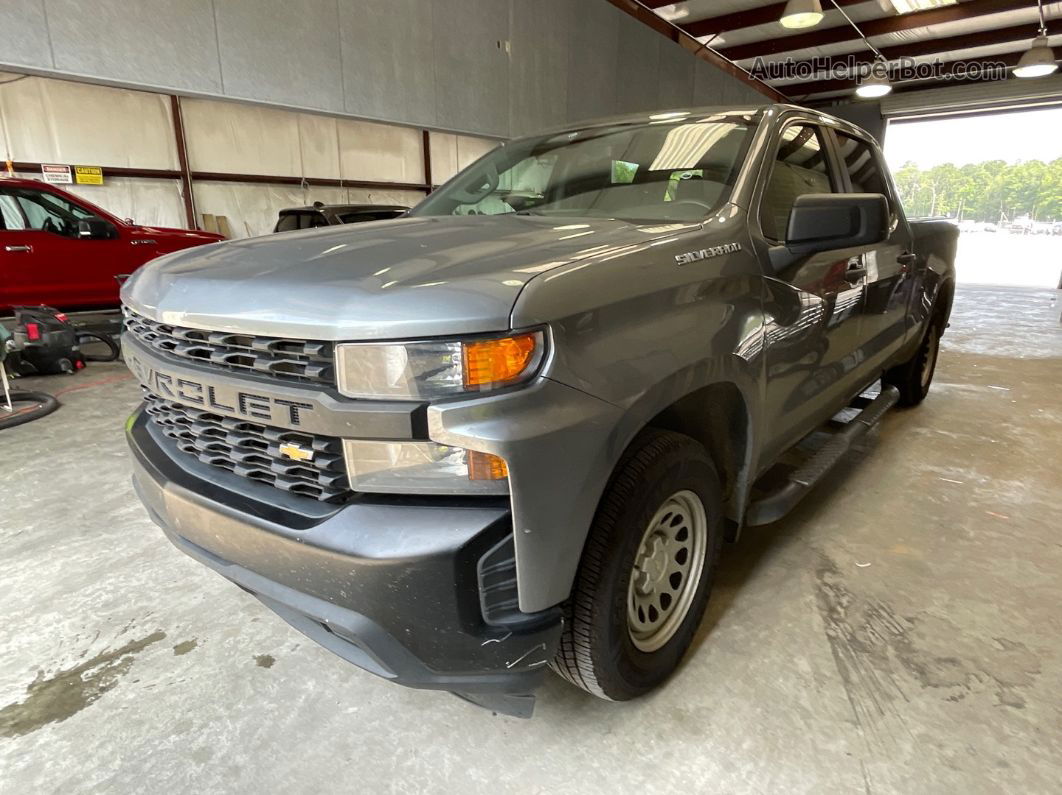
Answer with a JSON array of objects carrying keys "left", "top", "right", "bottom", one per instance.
[{"left": 883, "top": 103, "right": 1062, "bottom": 289}]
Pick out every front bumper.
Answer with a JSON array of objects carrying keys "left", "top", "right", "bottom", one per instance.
[{"left": 127, "top": 410, "right": 561, "bottom": 717}]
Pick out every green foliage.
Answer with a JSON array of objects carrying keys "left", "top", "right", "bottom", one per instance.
[{"left": 893, "top": 158, "right": 1062, "bottom": 222}]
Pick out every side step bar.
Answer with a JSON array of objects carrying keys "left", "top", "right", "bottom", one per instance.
[{"left": 745, "top": 384, "right": 900, "bottom": 526}]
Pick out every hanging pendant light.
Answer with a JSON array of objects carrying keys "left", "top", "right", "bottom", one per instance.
[
  {"left": 1014, "top": 34, "right": 1058, "bottom": 78},
  {"left": 856, "top": 59, "right": 893, "bottom": 98},
  {"left": 780, "top": 0, "right": 824, "bottom": 29}
]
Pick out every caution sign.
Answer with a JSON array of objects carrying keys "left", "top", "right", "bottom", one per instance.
[
  {"left": 41, "top": 164, "right": 72, "bottom": 184},
  {"left": 75, "top": 166, "right": 104, "bottom": 185}
]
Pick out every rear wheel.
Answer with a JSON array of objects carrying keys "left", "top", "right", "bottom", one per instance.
[
  {"left": 551, "top": 428, "right": 724, "bottom": 700},
  {"left": 884, "top": 318, "right": 942, "bottom": 407}
]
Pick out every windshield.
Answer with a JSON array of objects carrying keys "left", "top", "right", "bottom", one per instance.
[{"left": 412, "top": 118, "right": 753, "bottom": 224}]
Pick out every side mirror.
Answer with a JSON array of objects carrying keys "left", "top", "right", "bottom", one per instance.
[
  {"left": 785, "top": 193, "right": 889, "bottom": 255},
  {"left": 77, "top": 216, "right": 116, "bottom": 240}
]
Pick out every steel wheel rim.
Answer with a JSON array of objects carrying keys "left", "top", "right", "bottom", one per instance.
[
  {"left": 921, "top": 329, "right": 939, "bottom": 389},
  {"left": 626, "top": 489, "right": 708, "bottom": 653}
]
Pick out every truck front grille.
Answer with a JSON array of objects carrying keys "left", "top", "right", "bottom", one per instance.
[
  {"left": 124, "top": 309, "right": 335, "bottom": 386},
  {"left": 144, "top": 391, "right": 352, "bottom": 503}
]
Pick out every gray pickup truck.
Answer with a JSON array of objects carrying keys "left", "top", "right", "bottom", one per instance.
[{"left": 122, "top": 104, "right": 957, "bottom": 717}]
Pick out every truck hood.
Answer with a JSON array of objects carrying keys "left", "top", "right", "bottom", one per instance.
[{"left": 122, "top": 214, "right": 691, "bottom": 340}]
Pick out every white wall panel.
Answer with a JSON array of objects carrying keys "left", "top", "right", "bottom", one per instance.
[
  {"left": 183, "top": 99, "right": 302, "bottom": 177},
  {"left": 0, "top": 74, "right": 177, "bottom": 168},
  {"left": 429, "top": 132, "right": 498, "bottom": 185},
  {"left": 69, "top": 178, "right": 185, "bottom": 229},
  {"left": 298, "top": 113, "right": 341, "bottom": 180},
  {"left": 192, "top": 182, "right": 427, "bottom": 240},
  {"left": 13, "top": 172, "right": 185, "bottom": 230},
  {"left": 338, "top": 120, "right": 424, "bottom": 185},
  {"left": 345, "top": 188, "right": 426, "bottom": 208},
  {"left": 193, "top": 181, "right": 308, "bottom": 239}
]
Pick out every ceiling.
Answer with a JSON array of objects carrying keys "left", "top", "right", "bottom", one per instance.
[{"left": 639, "top": 0, "right": 1062, "bottom": 103}]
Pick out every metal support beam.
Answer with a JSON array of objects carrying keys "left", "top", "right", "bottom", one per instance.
[
  {"left": 170, "top": 95, "right": 198, "bottom": 230},
  {"left": 422, "top": 129, "right": 433, "bottom": 192}
]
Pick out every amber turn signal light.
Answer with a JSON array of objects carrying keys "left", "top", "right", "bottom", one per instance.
[
  {"left": 467, "top": 450, "right": 509, "bottom": 481},
  {"left": 462, "top": 332, "right": 540, "bottom": 389}
]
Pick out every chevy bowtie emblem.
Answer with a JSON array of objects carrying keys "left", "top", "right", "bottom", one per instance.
[{"left": 279, "top": 442, "right": 314, "bottom": 462}]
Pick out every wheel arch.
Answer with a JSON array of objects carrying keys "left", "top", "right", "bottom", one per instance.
[{"left": 644, "top": 382, "right": 753, "bottom": 540}]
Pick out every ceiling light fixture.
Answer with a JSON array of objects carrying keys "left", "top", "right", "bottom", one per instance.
[
  {"left": 855, "top": 70, "right": 893, "bottom": 97},
  {"left": 780, "top": 0, "right": 824, "bottom": 29},
  {"left": 886, "top": 0, "right": 957, "bottom": 14},
  {"left": 1014, "top": 2, "right": 1058, "bottom": 79}
]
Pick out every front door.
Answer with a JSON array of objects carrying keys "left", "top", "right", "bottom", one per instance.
[
  {"left": 0, "top": 184, "right": 129, "bottom": 309},
  {"left": 755, "top": 122, "right": 871, "bottom": 464}
]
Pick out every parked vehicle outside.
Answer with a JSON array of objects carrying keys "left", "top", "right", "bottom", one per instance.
[
  {"left": 0, "top": 177, "right": 223, "bottom": 311},
  {"left": 122, "top": 104, "right": 957, "bottom": 717},
  {"left": 273, "top": 202, "right": 408, "bottom": 232}
]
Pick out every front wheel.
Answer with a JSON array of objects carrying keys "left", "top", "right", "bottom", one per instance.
[
  {"left": 884, "top": 318, "right": 942, "bottom": 407},
  {"left": 551, "top": 429, "right": 724, "bottom": 700}
]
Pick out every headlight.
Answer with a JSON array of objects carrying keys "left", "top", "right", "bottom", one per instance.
[
  {"left": 343, "top": 440, "right": 508, "bottom": 495},
  {"left": 335, "top": 330, "right": 545, "bottom": 400}
]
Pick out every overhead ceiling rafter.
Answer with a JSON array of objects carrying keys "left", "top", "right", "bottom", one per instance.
[
  {"left": 682, "top": 0, "right": 864, "bottom": 38},
  {"left": 784, "top": 18, "right": 1062, "bottom": 76},
  {"left": 715, "top": 0, "right": 1022, "bottom": 62}
]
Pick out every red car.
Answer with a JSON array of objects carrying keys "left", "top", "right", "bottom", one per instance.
[{"left": 1, "top": 177, "right": 224, "bottom": 311}]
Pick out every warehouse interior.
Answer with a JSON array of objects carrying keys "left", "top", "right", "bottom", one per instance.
[{"left": 2, "top": 1, "right": 1061, "bottom": 792}]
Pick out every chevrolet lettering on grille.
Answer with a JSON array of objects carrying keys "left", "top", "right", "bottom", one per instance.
[{"left": 127, "top": 353, "right": 313, "bottom": 427}]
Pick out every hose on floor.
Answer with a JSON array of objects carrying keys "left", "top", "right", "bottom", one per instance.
[
  {"left": 0, "top": 390, "right": 60, "bottom": 430},
  {"left": 76, "top": 331, "right": 121, "bottom": 362}
]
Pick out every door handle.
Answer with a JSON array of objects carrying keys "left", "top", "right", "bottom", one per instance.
[
  {"left": 844, "top": 265, "right": 867, "bottom": 282},
  {"left": 4, "top": 245, "right": 32, "bottom": 253},
  {"left": 897, "top": 251, "right": 917, "bottom": 266},
  {"left": 130, "top": 238, "right": 157, "bottom": 246}
]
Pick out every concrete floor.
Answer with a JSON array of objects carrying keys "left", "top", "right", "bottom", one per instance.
[{"left": 2, "top": 285, "right": 1060, "bottom": 793}]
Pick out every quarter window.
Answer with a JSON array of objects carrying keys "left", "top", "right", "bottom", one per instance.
[{"left": 760, "top": 124, "right": 835, "bottom": 241}]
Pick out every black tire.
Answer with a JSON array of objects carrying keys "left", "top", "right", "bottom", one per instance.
[
  {"left": 552, "top": 428, "right": 724, "bottom": 700},
  {"left": 884, "top": 317, "right": 942, "bottom": 407}
]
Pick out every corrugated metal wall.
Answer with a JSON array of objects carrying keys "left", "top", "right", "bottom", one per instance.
[{"left": 0, "top": 0, "right": 766, "bottom": 140}]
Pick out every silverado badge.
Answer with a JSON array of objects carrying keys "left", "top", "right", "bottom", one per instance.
[
  {"left": 278, "top": 442, "right": 315, "bottom": 462},
  {"left": 675, "top": 242, "right": 742, "bottom": 265}
]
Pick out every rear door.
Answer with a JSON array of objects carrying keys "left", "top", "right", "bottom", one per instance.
[
  {"left": 831, "top": 130, "right": 916, "bottom": 371},
  {"left": 0, "top": 184, "right": 131, "bottom": 308},
  {"left": 754, "top": 120, "right": 870, "bottom": 463}
]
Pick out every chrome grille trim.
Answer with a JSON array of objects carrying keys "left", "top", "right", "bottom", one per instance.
[
  {"left": 143, "top": 391, "right": 352, "bottom": 503},
  {"left": 124, "top": 308, "right": 335, "bottom": 386}
]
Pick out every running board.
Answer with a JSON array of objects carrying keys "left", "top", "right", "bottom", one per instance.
[{"left": 745, "top": 385, "right": 900, "bottom": 527}]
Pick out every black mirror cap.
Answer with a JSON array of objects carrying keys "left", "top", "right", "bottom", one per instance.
[
  {"left": 786, "top": 193, "right": 889, "bottom": 254},
  {"left": 77, "top": 216, "right": 117, "bottom": 240}
]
